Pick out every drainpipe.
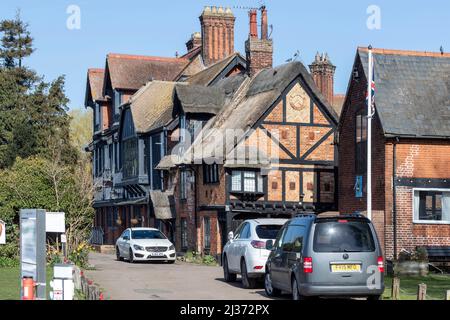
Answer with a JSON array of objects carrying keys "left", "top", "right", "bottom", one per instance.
[
  {"left": 392, "top": 137, "right": 399, "bottom": 260},
  {"left": 190, "top": 165, "right": 199, "bottom": 252}
]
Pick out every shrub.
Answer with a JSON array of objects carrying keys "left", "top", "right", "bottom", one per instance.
[
  {"left": 0, "top": 256, "right": 19, "bottom": 268},
  {"left": 202, "top": 255, "right": 217, "bottom": 266},
  {"left": 68, "top": 242, "right": 92, "bottom": 268},
  {"left": 413, "top": 247, "right": 428, "bottom": 262}
]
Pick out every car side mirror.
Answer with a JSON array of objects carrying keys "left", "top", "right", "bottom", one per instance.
[
  {"left": 266, "top": 240, "right": 274, "bottom": 250},
  {"left": 228, "top": 231, "right": 234, "bottom": 242},
  {"left": 123, "top": 236, "right": 129, "bottom": 241}
]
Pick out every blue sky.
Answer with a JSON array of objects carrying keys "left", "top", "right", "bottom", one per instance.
[{"left": 1, "top": 0, "right": 449, "bottom": 109}]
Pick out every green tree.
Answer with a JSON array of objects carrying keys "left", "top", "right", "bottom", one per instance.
[
  {"left": 0, "top": 10, "right": 34, "bottom": 68},
  {"left": 69, "top": 108, "right": 93, "bottom": 154},
  {"left": 0, "top": 155, "right": 94, "bottom": 261},
  {"left": 0, "top": 12, "right": 77, "bottom": 168}
]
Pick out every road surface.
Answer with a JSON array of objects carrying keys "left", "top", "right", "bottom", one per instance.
[{"left": 85, "top": 252, "right": 281, "bottom": 300}]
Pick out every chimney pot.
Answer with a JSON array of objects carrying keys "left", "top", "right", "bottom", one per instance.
[
  {"left": 261, "top": 6, "right": 268, "bottom": 40},
  {"left": 246, "top": 7, "right": 273, "bottom": 76},
  {"left": 249, "top": 9, "right": 258, "bottom": 38}
]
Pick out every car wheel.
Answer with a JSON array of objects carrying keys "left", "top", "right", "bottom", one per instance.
[
  {"left": 292, "top": 277, "right": 303, "bottom": 301},
  {"left": 241, "top": 259, "right": 257, "bottom": 289},
  {"left": 129, "top": 249, "right": 134, "bottom": 263},
  {"left": 367, "top": 295, "right": 382, "bottom": 301},
  {"left": 116, "top": 247, "right": 123, "bottom": 261},
  {"left": 223, "top": 256, "right": 237, "bottom": 282},
  {"left": 264, "top": 271, "right": 281, "bottom": 297}
]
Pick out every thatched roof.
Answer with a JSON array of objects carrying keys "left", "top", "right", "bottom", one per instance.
[
  {"left": 181, "top": 61, "right": 339, "bottom": 164},
  {"left": 149, "top": 190, "right": 176, "bottom": 220}
]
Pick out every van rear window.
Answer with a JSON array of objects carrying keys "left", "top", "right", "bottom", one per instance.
[
  {"left": 256, "top": 225, "right": 283, "bottom": 239},
  {"left": 313, "top": 221, "right": 375, "bottom": 252}
]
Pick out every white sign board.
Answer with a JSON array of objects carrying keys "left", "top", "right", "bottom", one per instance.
[
  {"left": 0, "top": 220, "right": 5, "bottom": 244},
  {"left": 60, "top": 234, "right": 67, "bottom": 243},
  {"left": 46, "top": 212, "right": 65, "bottom": 233}
]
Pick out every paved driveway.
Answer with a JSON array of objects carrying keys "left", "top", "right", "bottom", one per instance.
[{"left": 85, "top": 252, "right": 278, "bottom": 300}]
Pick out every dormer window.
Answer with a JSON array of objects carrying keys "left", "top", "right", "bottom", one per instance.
[
  {"left": 114, "top": 90, "right": 122, "bottom": 116},
  {"left": 94, "top": 103, "right": 101, "bottom": 133}
]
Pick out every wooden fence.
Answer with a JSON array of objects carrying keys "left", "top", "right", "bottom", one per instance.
[
  {"left": 73, "top": 265, "right": 104, "bottom": 300},
  {"left": 391, "top": 277, "right": 450, "bottom": 300}
]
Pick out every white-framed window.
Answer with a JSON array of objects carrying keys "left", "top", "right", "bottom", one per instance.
[
  {"left": 413, "top": 188, "right": 450, "bottom": 224},
  {"left": 114, "top": 90, "right": 122, "bottom": 116},
  {"left": 230, "top": 170, "right": 264, "bottom": 193}
]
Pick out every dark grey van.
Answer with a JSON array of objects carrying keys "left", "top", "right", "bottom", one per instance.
[{"left": 264, "top": 214, "right": 385, "bottom": 300}]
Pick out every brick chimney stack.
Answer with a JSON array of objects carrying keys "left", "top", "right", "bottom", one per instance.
[
  {"left": 186, "top": 32, "right": 202, "bottom": 52},
  {"left": 245, "top": 6, "right": 273, "bottom": 77},
  {"left": 309, "top": 52, "right": 336, "bottom": 105},
  {"left": 199, "top": 6, "right": 235, "bottom": 66}
]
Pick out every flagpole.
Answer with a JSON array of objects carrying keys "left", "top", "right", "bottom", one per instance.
[{"left": 367, "top": 45, "right": 373, "bottom": 221}]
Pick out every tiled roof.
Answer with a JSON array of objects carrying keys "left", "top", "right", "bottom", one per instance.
[
  {"left": 358, "top": 47, "right": 450, "bottom": 138},
  {"left": 187, "top": 53, "right": 245, "bottom": 86},
  {"left": 106, "top": 53, "right": 190, "bottom": 91},
  {"left": 332, "top": 94, "right": 345, "bottom": 116},
  {"left": 128, "top": 81, "right": 179, "bottom": 134},
  {"left": 87, "top": 68, "right": 105, "bottom": 102}
]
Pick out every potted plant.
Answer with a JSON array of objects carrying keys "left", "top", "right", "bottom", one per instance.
[{"left": 394, "top": 247, "right": 429, "bottom": 276}]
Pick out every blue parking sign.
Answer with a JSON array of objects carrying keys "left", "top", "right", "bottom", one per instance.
[{"left": 355, "top": 176, "right": 363, "bottom": 198}]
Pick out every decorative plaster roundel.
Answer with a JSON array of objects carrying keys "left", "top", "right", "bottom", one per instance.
[{"left": 289, "top": 91, "right": 307, "bottom": 111}]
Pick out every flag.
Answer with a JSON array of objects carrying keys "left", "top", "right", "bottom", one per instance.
[{"left": 366, "top": 55, "right": 376, "bottom": 116}]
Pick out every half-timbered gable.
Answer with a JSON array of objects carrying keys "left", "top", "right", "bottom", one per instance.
[{"left": 222, "top": 62, "right": 338, "bottom": 216}]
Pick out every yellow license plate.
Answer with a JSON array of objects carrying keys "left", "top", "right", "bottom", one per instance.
[{"left": 331, "top": 264, "right": 361, "bottom": 273}]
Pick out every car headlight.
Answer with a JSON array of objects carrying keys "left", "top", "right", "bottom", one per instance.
[
  {"left": 133, "top": 244, "right": 144, "bottom": 251},
  {"left": 169, "top": 245, "right": 175, "bottom": 251}
]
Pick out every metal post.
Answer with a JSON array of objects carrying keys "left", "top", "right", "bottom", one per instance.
[{"left": 367, "top": 45, "right": 373, "bottom": 221}]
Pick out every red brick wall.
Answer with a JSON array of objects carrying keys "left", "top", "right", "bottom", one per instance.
[
  {"left": 197, "top": 165, "right": 226, "bottom": 207},
  {"left": 100, "top": 101, "right": 111, "bottom": 131}
]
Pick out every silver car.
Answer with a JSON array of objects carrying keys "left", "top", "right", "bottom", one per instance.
[{"left": 264, "top": 214, "right": 385, "bottom": 300}]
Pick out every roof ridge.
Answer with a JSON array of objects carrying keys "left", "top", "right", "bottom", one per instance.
[
  {"left": 107, "top": 53, "right": 189, "bottom": 62},
  {"left": 88, "top": 68, "right": 104, "bottom": 73},
  {"left": 358, "top": 46, "right": 450, "bottom": 58}
]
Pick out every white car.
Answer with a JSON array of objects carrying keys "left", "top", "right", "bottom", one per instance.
[
  {"left": 222, "top": 218, "right": 287, "bottom": 288},
  {"left": 115, "top": 227, "right": 176, "bottom": 263}
]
